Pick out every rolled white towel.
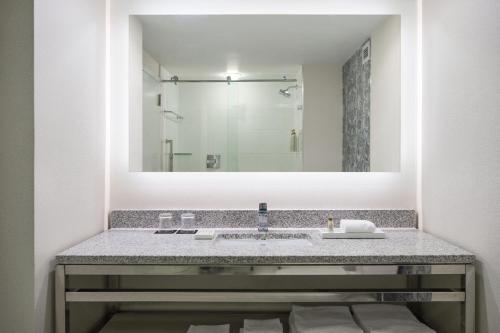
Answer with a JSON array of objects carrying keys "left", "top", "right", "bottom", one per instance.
[
  {"left": 340, "top": 220, "right": 376, "bottom": 233},
  {"left": 289, "top": 305, "right": 363, "bottom": 333},
  {"left": 351, "top": 304, "right": 436, "bottom": 333},
  {"left": 187, "top": 324, "right": 230, "bottom": 333},
  {"left": 243, "top": 318, "right": 283, "bottom": 332}
]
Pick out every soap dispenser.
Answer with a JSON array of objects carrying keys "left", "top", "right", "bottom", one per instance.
[{"left": 258, "top": 203, "right": 269, "bottom": 232}]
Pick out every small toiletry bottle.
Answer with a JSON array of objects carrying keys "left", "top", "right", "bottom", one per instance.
[
  {"left": 258, "top": 203, "right": 269, "bottom": 232},
  {"left": 327, "top": 214, "right": 334, "bottom": 231}
]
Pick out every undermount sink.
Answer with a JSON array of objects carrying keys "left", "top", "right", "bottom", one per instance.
[{"left": 215, "top": 231, "right": 314, "bottom": 246}]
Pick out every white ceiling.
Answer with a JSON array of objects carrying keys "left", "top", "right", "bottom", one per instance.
[{"left": 139, "top": 15, "right": 390, "bottom": 78}]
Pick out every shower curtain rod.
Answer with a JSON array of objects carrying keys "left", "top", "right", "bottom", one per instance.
[{"left": 161, "top": 76, "right": 297, "bottom": 84}]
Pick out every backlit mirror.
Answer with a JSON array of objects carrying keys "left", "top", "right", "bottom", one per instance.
[{"left": 129, "top": 15, "right": 401, "bottom": 172}]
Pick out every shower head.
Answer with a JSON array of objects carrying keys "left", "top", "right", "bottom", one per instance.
[
  {"left": 279, "top": 88, "right": 292, "bottom": 97},
  {"left": 279, "top": 84, "right": 299, "bottom": 97}
]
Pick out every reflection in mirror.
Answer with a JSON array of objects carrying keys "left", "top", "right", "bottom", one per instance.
[{"left": 129, "top": 15, "right": 401, "bottom": 172}]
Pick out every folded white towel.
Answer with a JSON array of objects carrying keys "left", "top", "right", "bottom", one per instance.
[
  {"left": 289, "top": 305, "right": 363, "bottom": 333},
  {"left": 340, "top": 220, "right": 376, "bottom": 233},
  {"left": 351, "top": 304, "right": 436, "bottom": 333},
  {"left": 243, "top": 318, "right": 283, "bottom": 333},
  {"left": 187, "top": 324, "right": 230, "bottom": 333}
]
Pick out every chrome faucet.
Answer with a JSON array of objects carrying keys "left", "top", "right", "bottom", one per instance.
[{"left": 257, "top": 202, "right": 269, "bottom": 232}]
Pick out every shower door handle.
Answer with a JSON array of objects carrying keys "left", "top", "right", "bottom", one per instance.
[{"left": 162, "top": 139, "right": 174, "bottom": 172}]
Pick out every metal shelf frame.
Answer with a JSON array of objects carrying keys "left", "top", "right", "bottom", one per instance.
[{"left": 55, "top": 263, "right": 475, "bottom": 333}]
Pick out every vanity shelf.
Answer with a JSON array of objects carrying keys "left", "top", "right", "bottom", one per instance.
[{"left": 55, "top": 263, "right": 474, "bottom": 333}]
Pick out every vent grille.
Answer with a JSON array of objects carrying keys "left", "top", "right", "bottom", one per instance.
[{"left": 362, "top": 41, "right": 371, "bottom": 65}]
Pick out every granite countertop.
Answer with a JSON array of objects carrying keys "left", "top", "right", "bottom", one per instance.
[{"left": 56, "top": 228, "right": 474, "bottom": 265}]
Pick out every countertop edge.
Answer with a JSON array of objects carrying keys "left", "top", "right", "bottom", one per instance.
[{"left": 55, "top": 254, "right": 476, "bottom": 266}]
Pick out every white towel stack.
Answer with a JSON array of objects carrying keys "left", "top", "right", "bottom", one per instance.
[
  {"left": 351, "top": 304, "right": 436, "bottom": 333},
  {"left": 186, "top": 324, "right": 230, "bottom": 333},
  {"left": 242, "top": 318, "right": 283, "bottom": 333},
  {"left": 289, "top": 305, "right": 363, "bottom": 333},
  {"left": 340, "top": 220, "right": 377, "bottom": 233}
]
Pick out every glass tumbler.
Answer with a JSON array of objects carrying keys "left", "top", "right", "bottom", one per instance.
[
  {"left": 158, "top": 213, "right": 174, "bottom": 230},
  {"left": 181, "top": 213, "right": 196, "bottom": 230}
]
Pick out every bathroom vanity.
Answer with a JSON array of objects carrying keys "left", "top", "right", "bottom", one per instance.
[{"left": 55, "top": 210, "right": 475, "bottom": 333}]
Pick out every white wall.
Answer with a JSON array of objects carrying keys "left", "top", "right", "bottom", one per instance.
[
  {"left": 0, "top": 0, "right": 34, "bottom": 332},
  {"left": 110, "top": 0, "right": 418, "bottom": 210},
  {"left": 370, "top": 15, "right": 401, "bottom": 172},
  {"left": 141, "top": 50, "right": 163, "bottom": 172},
  {"left": 129, "top": 16, "right": 143, "bottom": 171},
  {"left": 142, "top": 71, "right": 163, "bottom": 171},
  {"left": 421, "top": 0, "right": 500, "bottom": 331},
  {"left": 302, "top": 64, "right": 343, "bottom": 171},
  {"left": 34, "top": 0, "right": 107, "bottom": 332}
]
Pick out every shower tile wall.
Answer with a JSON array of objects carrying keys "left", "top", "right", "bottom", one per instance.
[
  {"left": 171, "top": 80, "right": 302, "bottom": 172},
  {"left": 236, "top": 81, "right": 302, "bottom": 172},
  {"left": 342, "top": 41, "right": 371, "bottom": 172}
]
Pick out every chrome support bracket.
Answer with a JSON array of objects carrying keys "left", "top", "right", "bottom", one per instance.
[
  {"left": 64, "top": 264, "right": 465, "bottom": 276},
  {"left": 55, "top": 265, "right": 66, "bottom": 333},
  {"left": 464, "top": 264, "right": 475, "bottom": 333}
]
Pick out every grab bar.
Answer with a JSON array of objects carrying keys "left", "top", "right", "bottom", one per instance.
[{"left": 163, "top": 110, "right": 184, "bottom": 120}]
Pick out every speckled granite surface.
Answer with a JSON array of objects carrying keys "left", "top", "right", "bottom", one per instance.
[
  {"left": 56, "top": 229, "right": 474, "bottom": 265},
  {"left": 109, "top": 210, "right": 417, "bottom": 229}
]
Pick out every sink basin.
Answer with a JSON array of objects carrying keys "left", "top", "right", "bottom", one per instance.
[{"left": 215, "top": 231, "right": 314, "bottom": 246}]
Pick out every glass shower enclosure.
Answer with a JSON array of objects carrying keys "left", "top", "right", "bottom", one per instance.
[{"left": 142, "top": 74, "right": 304, "bottom": 172}]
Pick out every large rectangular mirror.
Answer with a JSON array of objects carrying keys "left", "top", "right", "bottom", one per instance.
[{"left": 129, "top": 15, "right": 401, "bottom": 172}]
